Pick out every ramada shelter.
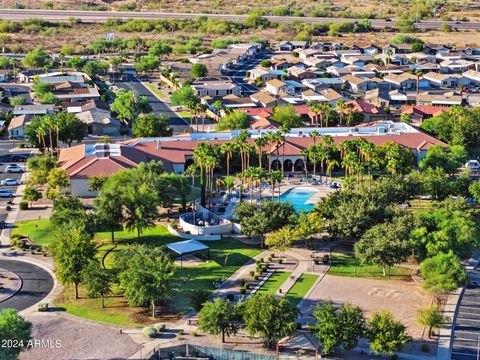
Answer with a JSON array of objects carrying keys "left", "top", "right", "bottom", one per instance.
[{"left": 58, "top": 121, "right": 447, "bottom": 197}]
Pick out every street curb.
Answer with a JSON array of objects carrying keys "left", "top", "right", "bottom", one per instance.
[{"left": 0, "top": 269, "right": 22, "bottom": 303}]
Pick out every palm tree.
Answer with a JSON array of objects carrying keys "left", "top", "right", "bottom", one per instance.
[
  {"left": 359, "top": 140, "right": 376, "bottom": 178},
  {"left": 212, "top": 100, "right": 223, "bottom": 121},
  {"left": 307, "top": 101, "right": 321, "bottom": 126},
  {"left": 385, "top": 49, "right": 393, "bottom": 65},
  {"left": 205, "top": 155, "right": 218, "bottom": 210},
  {"left": 254, "top": 136, "right": 267, "bottom": 169},
  {"left": 300, "top": 148, "right": 309, "bottom": 181},
  {"left": 341, "top": 151, "right": 358, "bottom": 177},
  {"left": 307, "top": 144, "right": 318, "bottom": 177},
  {"left": 264, "top": 131, "right": 275, "bottom": 173},
  {"left": 44, "top": 116, "right": 54, "bottom": 154},
  {"left": 272, "top": 130, "right": 285, "bottom": 171},
  {"left": 336, "top": 100, "right": 345, "bottom": 126},
  {"left": 223, "top": 176, "right": 235, "bottom": 198},
  {"left": 320, "top": 102, "right": 333, "bottom": 127},
  {"left": 415, "top": 69, "right": 423, "bottom": 95},
  {"left": 220, "top": 142, "right": 236, "bottom": 177},
  {"left": 326, "top": 158, "right": 339, "bottom": 179},
  {"left": 193, "top": 142, "right": 215, "bottom": 207},
  {"left": 9, "top": 58, "right": 18, "bottom": 83},
  {"left": 269, "top": 170, "right": 284, "bottom": 202},
  {"left": 198, "top": 103, "right": 209, "bottom": 132},
  {"left": 310, "top": 130, "right": 321, "bottom": 146}
]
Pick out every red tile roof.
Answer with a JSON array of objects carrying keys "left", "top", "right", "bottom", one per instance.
[{"left": 401, "top": 105, "right": 449, "bottom": 117}]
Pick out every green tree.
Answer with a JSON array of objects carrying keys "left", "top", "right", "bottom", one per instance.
[
  {"left": 88, "top": 175, "right": 107, "bottom": 192},
  {"left": 81, "top": 259, "right": 113, "bottom": 308},
  {"left": 395, "top": 15, "right": 416, "bottom": 32},
  {"left": 419, "top": 144, "right": 468, "bottom": 175},
  {"left": 22, "top": 185, "right": 41, "bottom": 207},
  {"left": 198, "top": 298, "right": 242, "bottom": 343},
  {"left": 294, "top": 212, "right": 324, "bottom": 247},
  {"left": 245, "top": 11, "right": 270, "bottom": 29},
  {"left": 66, "top": 56, "right": 87, "bottom": 71},
  {"left": 419, "top": 251, "right": 467, "bottom": 299},
  {"left": 270, "top": 105, "right": 303, "bottom": 129},
  {"left": 469, "top": 180, "right": 480, "bottom": 200},
  {"left": 354, "top": 214, "right": 413, "bottom": 276},
  {"left": 216, "top": 111, "right": 250, "bottom": 131},
  {"left": 309, "top": 301, "right": 365, "bottom": 355},
  {"left": 366, "top": 311, "right": 412, "bottom": 356},
  {"left": 191, "top": 63, "right": 208, "bottom": 78},
  {"left": 111, "top": 89, "right": 152, "bottom": 125},
  {"left": 265, "top": 225, "right": 297, "bottom": 252},
  {"left": 22, "top": 47, "right": 49, "bottom": 69},
  {"left": 52, "top": 220, "right": 96, "bottom": 299},
  {"left": 55, "top": 112, "right": 88, "bottom": 146},
  {"left": 118, "top": 245, "right": 175, "bottom": 317},
  {"left": 9, "top": 95, "right": 26, "bottom": 106},
  {"left": 94, "top": 185, "right": 124, "bottom": 243},
  {"left": 82, "top": 61, "right": 109, "bottom": 78},
  {"left": 0, "top": 309, "right": 32, "bottom": 360},
  {"left": 416, "top": 306, "right": 448, "bottom": 338},
  {"left": 46, "top": 168, "right": 69, "bottom": 191},
  {"left": 122, "top": 182, "right": 159, "bottom": 238},
  {"left": 26, "top": 155, "right": 56, "bottom": 184},
  {"left": 132, "top": 114, "right": 172, "bottom": 137},
  {"left": 243, "top": 293, "right": 297, "bottom": 348}
]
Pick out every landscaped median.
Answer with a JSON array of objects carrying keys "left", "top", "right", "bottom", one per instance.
[
  {"left": 285, "top": 273, "right": 319, "bottom": 306},
  {"left": 256, "top": 270, "right": 292, "bottom": 295}
]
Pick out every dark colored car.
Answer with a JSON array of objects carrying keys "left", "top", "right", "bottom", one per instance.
[{"left": 11, "top": 155, "right": 28, "bottom": 162}]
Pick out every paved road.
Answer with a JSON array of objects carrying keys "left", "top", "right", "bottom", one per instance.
[
  {"left": 115, "top": 74, "right": 188, "bottom": 126},
  {"left": 0, "top": 259, "right": 54, "bottom": 311},
  {"left": 450, "top": 265, "right": 480, "bottom": 360},
  {"left": 0, "top": 9, "right": 479, "bottom": 30},
  {"left": 224, "top": 51, "right": 271, "bottom": 95}
]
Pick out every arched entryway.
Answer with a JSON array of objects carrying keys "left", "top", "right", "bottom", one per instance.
[
  {"left": 284, "top": 159, "right": 293, "bottom": 172},
  {"left": 294, "top": 159, "right": 304, "bottom": 172},
  {"left": 271, "top": 159, "right": 281, "bottom": 170}
]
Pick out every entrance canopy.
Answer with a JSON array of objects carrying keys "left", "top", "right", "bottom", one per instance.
[{"left": 167, "top": 239, "right": 209, "bottom": 256}]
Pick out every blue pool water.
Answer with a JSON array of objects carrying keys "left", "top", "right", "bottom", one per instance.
[{"left": 280, "top": 187, "right": 317, "bottom": 213}]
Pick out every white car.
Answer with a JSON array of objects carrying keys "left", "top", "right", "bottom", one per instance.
[
  {"left": 465, "top": 160, "right": 480, "bottom": 169},
  {"left": 5, "top": 165, "right": 24, "bottom": 173},
  {"left": 1, "top": 178, "right": 20, "bottom": 186}
]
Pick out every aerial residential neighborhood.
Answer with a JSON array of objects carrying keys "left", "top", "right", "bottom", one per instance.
[{"left": 1, "top": 2, "right": 480, "bottom": 360}]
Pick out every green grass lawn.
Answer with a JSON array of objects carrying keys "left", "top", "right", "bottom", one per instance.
[
  {"left": 328, "top": 252, "right": 411, "bottom": 279},
  {"left": 256, "top": 271, "right": 291, "bottom": 295},
  {"left": 285, "top": 273, "right": 318, "bottom": 307},
  {"left": 99, "top": 225, "right": 261, "bottom": 313},
  {"left": 144, "top": 82, "right": 167, "bottom": 99},
  {"left": 15, "top": 220, "right": 261, "bottom": 322},
  {"left": 11, "top": 220, "right": 54, "bottom": 247}
]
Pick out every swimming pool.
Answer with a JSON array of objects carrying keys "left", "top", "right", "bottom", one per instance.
[{"left": 280, "top": 187, "right": 318, "bottom": 213}]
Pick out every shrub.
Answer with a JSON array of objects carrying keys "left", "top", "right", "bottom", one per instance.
[
  {"left": 277, "top": 258, "right": 283, "bottom": 264},
  {"left": 191, "top": 331, "right": 198, "bottom": 337},
  {"left": 143, "top": 327, "right": 157, "bottom": 338},
  {"left": 226, "top": 293, "right": 234, "bottom": 301},
  {"left": 243, "top": 283, "right": 249, "bottom": 290},
  {"left": 38, "top": 303, "right": 49, "bottom": 312},
  {"left": 240, "top": 280, "right": 246, "bottom": 287},
  {"left": 256, "top": 259, "right": 261, "bottom": 265},
  {"left": 178, "top": 329, "right": 184, "bottom": 335},
  {"left": 240, "top": 288, "right": 246, "bottom": 294},
  {"left": 322, "top": 255, "right": 330, "bottom": 264},
  {"left": 254, "top": 275, "right": 259, "bottom": 281},
  {"left": 153, "top": 323, "right": 166, "bottom": 332},
  {"left": 249, "top": 270, "right": 255, "bottom": 277},
  {"left": 18, "top": 142, "right": 25, "bottom": 148},
  {"left": 6, "top": 205, "right": 11, "bottom": 211},
  {"left": 19, "top": 201, "right": 28, "bottom": 210},
  {"left": 177, "top": 335, "right": 184, "bottom": 340}
]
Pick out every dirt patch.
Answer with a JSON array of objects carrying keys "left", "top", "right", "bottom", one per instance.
[
  {"left": 19, "top": 315, "right": 141, "bottom": 360},
  {"left": 302, "top": 274, "right": 431, "bottom": 339}
]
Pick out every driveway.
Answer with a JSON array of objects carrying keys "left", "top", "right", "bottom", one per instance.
[{"left": 0, "top": 259, "right": 54, "bottom": 311}]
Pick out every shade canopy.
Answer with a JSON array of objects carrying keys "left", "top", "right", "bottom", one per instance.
[{"left": 167, "top": 239, "right": 209, "bottom": 256}]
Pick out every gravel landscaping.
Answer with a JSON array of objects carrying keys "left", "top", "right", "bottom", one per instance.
[{"left": 19, "top": 315, "right": 140, "bottom": 360}]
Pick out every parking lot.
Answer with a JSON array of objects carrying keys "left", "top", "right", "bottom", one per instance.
[
  {"left": 0, "top": 152, "right": 29, "bottom": 223},
  {"left": 451, "top": 269, "right": 480, "bottom": 360}
]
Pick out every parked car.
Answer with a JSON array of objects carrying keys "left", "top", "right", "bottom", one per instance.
[
  {"left": 1, "top": 178, "right": 20, "bottom": 186},
  {"left": 10, "top": 154, "right": 28, "bottom": 162},
  {"left": 0, "top": 190, "right": 14, "bottom": 198},
  {"left": 5, "top": 164, "right": 24, "bottom": 173},
  {"left": 465, "top": 160, "right": 480, "bottom": 169}
]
